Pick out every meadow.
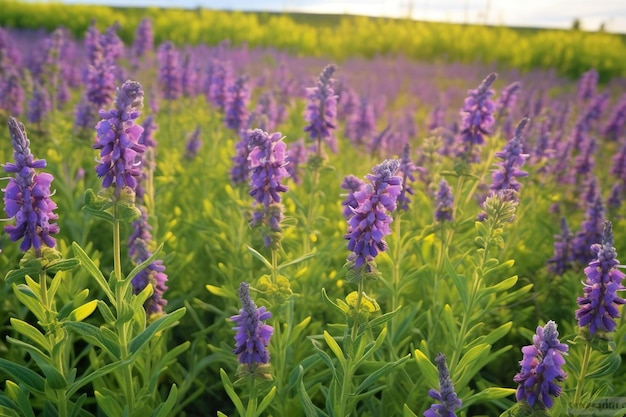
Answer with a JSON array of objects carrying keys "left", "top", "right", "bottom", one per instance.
[{"left": 0, "top": 4, "right": 626, "bottom": 417}]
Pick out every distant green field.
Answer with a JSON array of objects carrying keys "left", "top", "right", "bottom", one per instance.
[{"left": 1, "top": 1, "right": 625, "bottom": 80}]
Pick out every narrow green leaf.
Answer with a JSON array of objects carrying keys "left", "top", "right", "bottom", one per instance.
[
  {"left": 125, "top": 243, "right": 164, "bottom": 283},
  {"left": 69, "top": 393, "right": 88, "bottom": 417},
  {"left": 206, "top": 284, "right": 236, "bottom": 298},
  {"left": 217, "top": 412, "right": 228, "bottom": 417},
  {"left": 297, "top": 366, "right": 329, "bottom": 417},
  {"left": 587, "top": 352, "right": 621, "bottom": 378},
  {"left": 321, "top": 288, "right": 347, "bottom": 321},
  {"left": 12, "top": 283, "right": 46, "bottom": 322},
  {"left": 445, "top": 255, "right": 469, "bottom": 310},
  {"left": 323, "top": 331, "right": 346, "bottom": 371},
  {"left": 220, "top": 369, "right": 246, "bottom": 416},
  {"left": 71, "top": 242, "right": 115, "bottom": 303},
  {"left": 413, "top": 349, "right": 438, "bottom": 388},
  {"left": 63, "top": 322, "right": 120, "bottom": 360},
  {"left": 277, "top": 251, "right": 316, "bottom": 270},
  {"left": 4, "top": 380, "right": 36, "bottom": 417},
  {"left": 311, "top": 340, "right": 338, "bottom": 380},
  {"left": 9, "top": 318, "right": 49, "bottom": 352},
  {"left": 246, "top": 245, "right": 273, "bottom": 269},
  {"left": 129, "top": 307, "right": 185, "bottom": 356},
  {"left": 67, "top": 360, "right": 129, "bottom": 397},
  {"left": 355, "top": 354, "right": 410, "bottom": 394},
  {"left": 95, "top": 390, "right": 123, "bottom": 417},
  {"left": 364, "top": 305, "right": 402, "bottom": 330},
  {"left": 44, "top": 258, "right": 80, "bottom": 274},
  {"left": 0, "top": 359, "right": 45, "bottom": 395},
  {"left": 482, "top": 275, "right": 518, "bottom": 296},
  {"left": 254, "top": 386, "right": 276, "bottom": 417},
  {"left": 4, "top": 266, "right": 41, "bottom": 285},
  {"left": 69, "top": 300, "right": 98, "bottom": 322},
  {"left": 152, "top": 384, "right": 178, "bottom": 417},
  {"left": 97, "top": 300, "right": 116, "bottom": 323},
  {"left": 5, "top": 337, "right": 67, "bottom": 390},
  {"left": 82, "top": 205, "right": 116, "bottom": 223}
]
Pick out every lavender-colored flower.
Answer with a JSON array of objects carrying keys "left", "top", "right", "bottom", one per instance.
[
  {"left": 256, "top": 91, "right": 279, "bottom": 132},
  {"left": 397, "top": 143, "right": 417, "bottom": 212},
  {"left": 576, "top": 221, "right": 626, "bottom": 334},
  {"left": 230, "top": 282, "right": 273, "bottom": 367},
  {"left": 1, "top": 70, "right": 24, "bottom": 116},
  {"left": 428, "top": 104, "right": 446, "bottom": 132},
  {"left": 103, "top": 22, "right": 124, "bottom": 63},
  {"left": 286, "top": 138, "right": 308, "bottom": 185},
  {"left": 603, "top": 94, "right": 626, "bottom": 141},
  {"left": 2, "top": 117, "right": 59, "bottom": 253},
  {"left": 435, "top": 179, "right": 454, "bottom": 223},
  {"left": 496, "top": 81, "right": 521, "bottom": 120},
  {"left": 572, "top": 192, "right": 605, "bottom": 265},
  {"left": 132, "top": 18, "right": 153, "bottom": 59},
  {"left": 157, "top": 42, "right": 182, "bottom": 100},
  {"left": 573, "top": 135, "right": 596, "bottom": 179},
  {"left": 303, "top": 64, "right": 338, "bottom": 153},
  {"left": 611, "top": 139, "right": 626, "bottom": 181},
  {"left": 530, "top": 115, "right": 554, "bottom": 168},
  {"left": 345, "top": 159, "right": 402, "bottom": 270},
  {"left": 230, "top": 128, "right": 252, "bottom": 185},
  {"left": 27, "top": 82, "right": 51, "bottom": 124},
  {"left": 184, "top": 125, "right": 203, "bottom": 160},
  {"left": 93, "top": 80, "right": 145, "bottom": 198},
  {"left": 225, "top": 75, "right": 250, "bottom": 131},
  {"left": 181, "top": 52, "right": 198, "bottom": 98},
  {"left": 129, "top": 237, "right": 168, "bottom": 316},
  {"left": 489, "top": 117, "right": 529, "bottom": 202},
  {"left": 207, "top": 59, "right": 233, "bottom": 111},
  {"left": 457, "top": 72, "right": 497, "bottom": 162},
  {"left": 424, "top": 353, "right": 462, "bottom": 417},
  {"left": 577, "top": 69, "right": 598, "bottom": 102},
  {"left": 369, "top": 124, "right": 392, "bottom": 156},
  {"left": 341, "top": 175, "right": 365, "bottom": 220},
  {"left": 345, "top": 96, "right": 376, "bottom": 147},
  {"left": 547, "top": 218, "right": 574, "bottom": 276},
  {"left": 514, "top": 320, "right": 568, "bottom": 409},
  {"left": 128, "top": 206, "right": 153, "bottom": 259}
]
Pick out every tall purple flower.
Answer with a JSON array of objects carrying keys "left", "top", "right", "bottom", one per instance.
[
  {"left": 207, "top": 59, "right": 233, "bottom": 111},
  {"left": 547, "top": 218, "right": 574, "bottom": 276},
  {"left": 1, "top": 70, "right": 24, "bottom": 117},
  {"left": 489, "top": 117, "right": 529, "bottom": 203},
  {"left": 230, "top": 128, "right": 252, "bottom": 185},
  {"left": 303, "top": 64, "right": 338, "bottom": 153},
  {"left": 514, "top": 321, "right": 568, "bottom": 409},
  {"left": 286, "top": 138, "right": 308, "bottom": 185},
  {"left": 184, "top": 125, "right": 203, "bottom": 160},
  {"left": 424, "top": 353, "right": 462, "bottom": 417},
  {"left": 132, "top": 18, "right": 153, "bottom": 59},
  {"left": 496, "top": 81, "right": 521, "bottom": 120},
  {"left": 577, "top": 69, "right": 598, "bottom": 102},
  {"left": 248, "top": 129, "right": 289, "bottom": 248},
  {"left": 457, "top": 72, "right": 497, "bottom": 162},
  {"left": 93, "top": 80, "right": 145, "bottom": 198},
  {"left": 230, "top": 282, "right": 273, "bottom": 371},
  {"left": 225, "top": 75, "right": 250, "bottom": 131},
  {"left": 345, "top": 159, "right": 402, "bottom": 271},
  {"left": 435, "top": 179, "right": 454, "bottom": 223},
  {"left": 2, "top": 117, "right": 59, "bottom": 253},
  {"left": 572, "top": 191, "right": 605, "bottom": 265},
  {"left": 345, "top": 96, "right": 376, "bottom": 147},
  {"left": 129, "top": 237, "right": 168, "bottom": 316},
  {"left": 341, "top": 175, "right": 365, "bottom": 220},
  {"left": 181, "top": 52, "right": 198, "bottom": 98},
  {"left": 576, "top": 221, "right": 626, "bottom": 335},
  {"left": 27, "top": 82, "right": 51, "bottom": 124},
  {"left": 603, "top": 94, "right": 626, "bottom": 141},
  {"left": 157, "top": 42, "right": 182, "bottom": 101},
  {"left": 397, "top": 143, "right": 417, "bottom": 212}
]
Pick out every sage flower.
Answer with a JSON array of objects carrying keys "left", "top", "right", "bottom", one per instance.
[
  {"left": 457, "top": 72, "right": 497, "bottom": 162},
  {"left": 304, "top": 64, "right": 338, "bottom": 153},
  {"left": 424, "top": 353, "right": 462, "bottom": 417}
]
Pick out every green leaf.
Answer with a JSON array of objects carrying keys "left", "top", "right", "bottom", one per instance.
[
  {"left": 67, "top": 360, "right": 129, "bottom": 398},
  {"left": 482, "top": 275, "right": 518, "bottom": 296},
  {"left": 220, "top": 369, "right": 246, "bottom": 417},
  {"left": 321, "top": 288, "right": 347, "bottom": 321},
  {"left": 364, "top": 305, "right": 402, "bottom": 330},
  {"left": 4, "top": 380, "right": 35, "bottom": 417},
  {"left": 12, "top": 284, "right": 45, "bottom": 323},
  {"left": 4, "top": 265, "right": 41, "bottom": 285},
  {"left": 5, "top": 337, "right": 67, "bottom": 390},
  {"left": 9, "top": 318, "right": 49, "bottom": 352},
  {"left": 69, "top": 300, "right": 98, "bottom": 322},
  {"left": 82, "top": 205, "right": 116, "bottom": 223},
  {"left": 355, "top": 354, "right": 410, "bottom": 394},
  {"left": 217, "top": 413, "right": 228, "bottom": 417},
  {"left": 413, "top": 349, "right": 438, "bottom": 388},
  {"left": 97, "top": 300, "right": 116, "bottom": 324},
  {"left": 0, "top": 359, "right": 45, "bottom": 395},
  {"left": 311, "top": 339, "right": 337, "bottom": 380},
  {"left": 95, "top": 390, "right": 123, "bottom": 417},
  {"left": 44, "top": 258, "right": 80, "bottom": 274},
  {"left": 277, "top": 251, "right": 316, "bottom": 270},
  {"left": 72, "top": 242, "right": 115, "bottom": 303},
  {"left": 403, "top": 404, "right": 419, "bottom": 417},
  {"left": 587, "top": 352, "right": 621, "bottom": 378},
  {"left": 246, "top": 245, "right": 273, "bottom": 269},
  {"left": 129, "top": 307, "right": 185, "bottom": 356},
  {"left": 152, "top": 384, "right": 178, "bottom": 417},
  {"left": 445, "top": 255, "right": 469, "bottom": 310},
  {"left": 206, "top": 284, "right": 236, "bottom": 298},
  {"left": 323, "top": 330, "right": 346, "bottom": 371},
  {"left": 125, "top": 243, "right": 164, "bottom": 283},
  {"left": 254, "top": 386, "right": 276, "bottom": 417},
  {"left": 297, "top": 366, "right": 329, "bottom": 417},
  {"left": 63, "top": 322, "right": 120, "bottom": 360}
]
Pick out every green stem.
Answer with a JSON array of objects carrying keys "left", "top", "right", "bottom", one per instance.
[
  {"left": 573, "top": 343, "right": 592, "bottom": 407},
  {"left": 337, "top": 357, "right": 355, "bottom": 417}
]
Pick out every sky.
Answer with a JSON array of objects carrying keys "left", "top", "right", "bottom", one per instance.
[{"left": 52, "top": 0, "right": 626, "bottom": 33}]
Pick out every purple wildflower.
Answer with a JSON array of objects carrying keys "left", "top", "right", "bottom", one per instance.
[
  {"left": 424, "top": 353, "right": 462, "bottom": 417},
  {"left": 341, "top": 175, "right": 365, "bottom": 220},
  {"left": 207, "top": 59, "right": 233, "bottom": 111},
  {"left": 576, "top": 221, "right": 626, "bottom": 335},
  {"left": 345, "top": 159, "right": 402, "bottom": 271},
  {"left": 303, "top": 64, "right": 338, "bottom": 153},
  {"left": 513, "top": 321, "right": 568, "bottom": 409},
  {"left": 345, "top": 96, "right": 376, "bottom": 147},
  {"left": 230, "top": 282, "right": 273, "bottom": 368},
  {"left": 2, "top": 117, "right": 59, "bottom": 253},
  {"left": 129, "top": 237, "right": 168, "bottom": 316},
  {"left": 230, "top": 129, "right": 252, "bottom": 185},
  {"left": 132, "top": 18, "right": 153, "bottom": 59},
  {"left": 225, "top": 75, "right": 250, "bottom": 131},
  {"left": 428, "top": 105, "right": 446, "bottom": 132},
  {"left": 184, "top": 125, "right": 203, "bottom": 160},
  {"left": 286, "top": 138, "right": 308, "bottom": 185},
  {"left": 435, "top": 179, "right": 454, "bottom": 223},
  {"left": 572, "top": 192, "right": 605, "bottom": 265},
  {"left": 103, "top": 22, "right": 124, "bottom": 63},
  {"left": 496, "top": 81, "right": 521, "bottom": 120},
  {"left": 181, "top": 52, "right": 198, "bottom": 98},
  {"left": 489, "top": 117, "right": 529, "bottom": 203},
  {"left": 128, "top": 206, "right": 152, "bottom": 259},
  {"left": 547, "top": 218, "right": 574, "bottom": 276},
  {"left": 93, "top": 80, "right": 145, "bottom": 198},
  {"left": 577, "top": 69, "right": 598, "bottom": 102},
  {"left": 27, "top": 82, "right": 51, "bottom": 124},
  {"left": 157, "top": 42, "right": 182, "bottom": 100},
  {"left": 256, "top": 91, "right": 279, "bottom": 132},
  {"left": 603, "top": 93, "right": 626, "bottom": 141},
  {"left": 397, "top": 143, "right": 417, "bottom": 212},
  {"left": 1, "top": 70, "right": 24, "bottom": 116},
  {"left": 457, "top": 73, "right": 497, "bottom": 162}
]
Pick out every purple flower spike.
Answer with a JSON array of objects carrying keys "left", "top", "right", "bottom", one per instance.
[
  {"left": 303, "top": 64, "right": 338, "bottom": 153},
  {"left": 132, "top": 18, "right": 153, "bottom": 59},
  {"left": 548, "top": 218, "right": 574, "bottom": 276},
  {"left": 93, "top": 80, "right": 145, "bottom": 198},
  {"left": 576, "top": 221, "right": 626, "bottom": 335},
  {"left": 397, "top": 143, "right": 417, "bottom": 212},
  {"left": 496, "top": 81, "right": 521, "bottom": 120},
  {"left": 577, "top": 69, "right": 598, "bottom": 102},
  {"left": 129, "top": 237, "right": 168, "bottom": 316},
  {"left": 225, "top": 75, "right": 250, "bottom": 131},
  {"left": 286, "top": 138, "right": 308, "bottom": 185},
  {"left": 489, "top": 117, "right": 529, "bottom": 203},
  {"left": 3, "top": 117, "right": 59, "bottom": 253},
  {"left": 603, "top": 94, "right": 626, "bottom": 141},
  {"left": 345, "top": 159, "right": 402, "bottom": 271},
  {"left": 157, "top": 42, "right": 182, "bottom": 100},
  {"left": 27, "top": 82, "right": 51, "bottom": 124},
  {"left": 230, "top": 282, "right": 273, "bottom": 367},
  {"left": 424, "top": 353, "right": 462, "bottom": 417},
  {"left": 435, "top": 179, "right": 454, "bottom": 223},
  {"left": 457, "top": 73, "right": 497, "bottom": 162},
  {"left": 184, "top": 125, "right": 203, "bottom": 160},
  {"left": 514, "top": 320, "right": 568, "bottom": 409},
  {"left": 572, "top": 189, "right": 605, "bottom": 265},
  {"left": 341, "top": 175, "right": 365, "bottom": 220}
]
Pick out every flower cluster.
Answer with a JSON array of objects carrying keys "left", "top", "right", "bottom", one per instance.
[
  {"left": 345, "top": 159, "right": 402, "bottom": 271},
  {"left": 576, "top": 221, "right": 626, "bottom": 335},
  {"left": 548, "top": 217, "right": 574, "bottom": 276},
  {"left": 514, "top": 320, "right": 568, "bottom": 409},
  {"left": 489, "top": 117, "right": 529, "bottom": 203},
  {"left": 224, "top": 75, "right": 250, "bottom": 131},
  {"left": 93, "top": 80, "right": 146, "bottom": 198},
  {"left": 3, "top": 117, "right": 59, "bottom": 253},
  {"left": 157, "top": 41, "right": 182, "bottom": 101},
  {"left": 230, "top": 282, "right": 273, "bottom": 372},
  {"left": 132, "top": 18, "right": 154, "bottom": 59},
  {"left": 303, "top": 64, "right": 338, "bottom": 153},
  {"left": 424, "top": 353, "right": 462, "bottom": 417},
  {"left": 435, "top": 179, "right": 454, "bottom": 223},
  {"left": 457, "top": 72, "right": 497, "bottom": 162},
  {"left": 129, "top": 235, "right": 169, "bottom": 316},
  {"left": 397, "top": 143, "right": 417, "bottom": 212},
  {"left": 341, "top": 175, "right": 365, "bottom": 220}
]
